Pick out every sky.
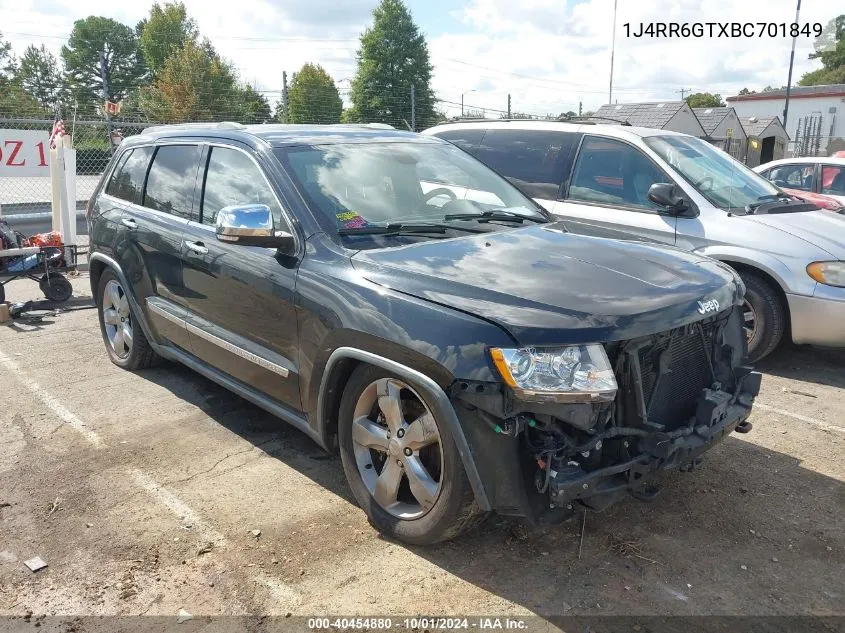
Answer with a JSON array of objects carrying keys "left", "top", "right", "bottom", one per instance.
[{"left": 1, "top": 0, "right": 842, "bottom": 118}]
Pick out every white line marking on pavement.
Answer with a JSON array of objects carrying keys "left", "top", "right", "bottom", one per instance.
[
  {"left": 253, "top": 573, "right": 302, "bottom": 608},
  {"left": 0, "top": 356, "right": 105, "bottom": 448},
  {"left": 755, "top": 403, "right": 845, "bottom": 435},
  {"left": 129, "top": 469, "right": 227, "bottom": 546}
]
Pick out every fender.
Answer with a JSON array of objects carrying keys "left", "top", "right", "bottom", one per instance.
[
  {"left": 317, "top": 347, "right": 492, "bottom": 511},
  {"left": 691, "top": 245, "right": 796, "bottom": 292},
  {"left": 88, "top": 252, "right": 159, "bottom": 345}
]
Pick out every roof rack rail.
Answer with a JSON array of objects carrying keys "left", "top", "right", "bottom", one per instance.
[
  {"left": 433, "top": 117, "right": 624, "bottom": 126},
  {"left": 329, "top": 122, "right": 396, "bottom": 130},
  {"left": 141, "top": 121, "right": 247, "bottom": 134},
  {"left": 566, "top": 116, "right": 632, "bottom": 126}
]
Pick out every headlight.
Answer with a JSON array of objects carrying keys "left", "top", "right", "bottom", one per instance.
[
  {"left": 807, "top": 261, "right": 845, "bottom": 287},
  {"left": 489, "top": 344, "right": 618, "bottom": 403}
]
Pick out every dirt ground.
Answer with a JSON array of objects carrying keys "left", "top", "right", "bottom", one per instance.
[{"left": 1, "top": 266, "right": 844, "bottom": 631}]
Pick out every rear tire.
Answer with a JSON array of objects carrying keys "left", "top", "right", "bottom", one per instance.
[
  {"left": 96, "top": 268, "right": 159, "bottom": 370},
  {"left": 740, "top": 271, "right": 785, "bottom": 362},
  {"left": 338, "top": 364, "right": 484, "bottom": 545}
]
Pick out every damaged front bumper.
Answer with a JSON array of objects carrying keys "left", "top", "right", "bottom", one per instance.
[
  {"left": 450, "top": 306, "right": 762, "bottom": 522},
  {"left": 548, "top": 386, "right": 757, "bottom": 511}
]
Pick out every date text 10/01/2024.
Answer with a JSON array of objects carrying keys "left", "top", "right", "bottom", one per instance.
[
  {"left": 624, "top": 22, "right": 822, "bottom": 38},
  {"left": 307, "top": 618, "right": 529, "bottom": 630}
]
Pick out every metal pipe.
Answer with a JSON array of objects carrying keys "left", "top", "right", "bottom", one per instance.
[{"left": 783, "top": 0, "right": 802, "bottom": 129}]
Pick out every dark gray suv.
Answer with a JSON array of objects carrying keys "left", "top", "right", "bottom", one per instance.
[{"left": 87, "top": 122, "right": 760, "bottom": 544}]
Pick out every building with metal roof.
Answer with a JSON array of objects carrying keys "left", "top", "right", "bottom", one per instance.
[
  {"left": 693, "top": 106, "right": 747, "bottom": 161},
  {"left": 593, "top": 101, "right": 706, "bottom": 136}
]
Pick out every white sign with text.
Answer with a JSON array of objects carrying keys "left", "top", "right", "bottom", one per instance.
[{"left": 0, "top": 129, "right": 51, "bottom": 177}]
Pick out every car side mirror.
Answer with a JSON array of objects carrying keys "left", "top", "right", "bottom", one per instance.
[
  {"left": 648, "top": 183, "right": 689, "bottom": 214},
  {"left": 215, "top": 204, "right": 295, "bottom": 254}
]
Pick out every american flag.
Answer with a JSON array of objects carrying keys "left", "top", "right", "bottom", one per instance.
[{"left": 49, "top": 117, "right": 66, "bottom": 149}]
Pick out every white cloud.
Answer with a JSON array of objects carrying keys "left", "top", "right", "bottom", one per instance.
[
  {"left": 429, "top": 0, "right": 843, "bottom": 117},
  {"left": 1, "top": 0, "right": 841, "bottom": 120}
]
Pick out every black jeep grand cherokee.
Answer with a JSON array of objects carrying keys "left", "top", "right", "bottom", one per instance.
[{"left": 88, "top": 123, "right": 760, "bottom": 544}]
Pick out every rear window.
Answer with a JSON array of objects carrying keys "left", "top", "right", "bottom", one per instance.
[
  {"left": 434, "top": 128, "right": 485, "bottom": 156},
  {"left": 105, "top": 146, "right": 153, "bottom": 204},
  {"left": 143, "top": 145, "right": 202, "bottom": 219}
]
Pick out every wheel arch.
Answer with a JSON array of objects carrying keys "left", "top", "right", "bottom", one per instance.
[
  {"left": 87, "top": 253, "right": 158, "bottom": 345},
  {"left": 716, "top": 259, "right": 792, "bottom": 339},
  {"left": 316, "top": 347, "right": 492, "bottom": 512}
]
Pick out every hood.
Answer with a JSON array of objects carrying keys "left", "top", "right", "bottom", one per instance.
[
  {"left": 740, "top": 210, "right": 845, "bottom": 259},
  {"left": 351, "top": 224, "right": 742, "bottom": 346},
  {"left": 781, "top": 188, "right": 842, "bottom": 211}
]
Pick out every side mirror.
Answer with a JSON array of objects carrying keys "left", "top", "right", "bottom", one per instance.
[
  {"left": 648, "top": 183, "right": 688, "bottom": 214},
  {"left": 215, "top": 204, "right": 295, "bottom": 253}
]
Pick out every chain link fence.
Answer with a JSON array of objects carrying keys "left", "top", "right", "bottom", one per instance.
[{"left": 0, "top": 86, "right": 556, "bottom": 217}]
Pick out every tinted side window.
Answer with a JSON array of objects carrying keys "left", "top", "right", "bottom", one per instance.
[
  {"left": 106, "top": 146, "right": 153, "bottom": 204},
  {"left": 822, "top": 165, "right": 845, "bottom": 195},
  {"left": 568, "top": 137, "right": 667, "bottom": 211},
  {"left": 104, "top": 150, "right": 132, "bottom": 197},
  {"left": 201, "top": 147, "right": 285, "bottom": 227},
  {"left": 143, "top": 145, "right": 202, "bottom": 219},
  {"left": 471, "top": 130, "right": 578, "bottom": 199},
  {"left": 434, "top": 129, "right": 486, "bottom": 156}
]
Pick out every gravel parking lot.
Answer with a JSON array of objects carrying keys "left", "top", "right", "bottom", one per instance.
[{"left": 1, "top": 271, "right": 844, "bottom": 629}]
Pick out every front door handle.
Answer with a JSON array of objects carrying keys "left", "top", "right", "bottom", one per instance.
[
  {"left": 121, "top": 218, "right": 137, "bottom": 229},
  {"left": 184, "top": 240, "right": 209, "bottom": 255}
]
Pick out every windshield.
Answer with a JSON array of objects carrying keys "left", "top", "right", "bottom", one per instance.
[
  {"left": 274, "top": 141, "right": 547, "bottom": 241},
  {"left": 644, "top": 135, "right": 781, "bottom": 210}
]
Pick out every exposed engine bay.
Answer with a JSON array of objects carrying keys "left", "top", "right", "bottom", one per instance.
[{"left": 452, "top": 305, "right": 762, "bottom": 523}]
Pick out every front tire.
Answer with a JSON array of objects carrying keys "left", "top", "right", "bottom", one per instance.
[
  {"left": 741, "top": 271, "right": 785, "bottom": 362},
  {"left": 96, "top": 269, "right": 159, "bottom": 370},
  {"left": 338, "top": 365, "right": 484, "bottom": 545}
]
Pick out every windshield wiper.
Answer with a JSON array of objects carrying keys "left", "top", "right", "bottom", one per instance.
[
  {"left": 743, "top": 193, "right": 798, "bottom": 215},
  {"left": 443, "top": 210, "right": 547, "bottom": 224},
  {"left": 337, "top": 222, "right": 484, "bottom": 236}
]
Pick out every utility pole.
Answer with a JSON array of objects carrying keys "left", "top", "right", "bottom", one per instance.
[
  {"left": 99, "top": 52, "right": 113, "bottom": 154},
  {"left": 783, "top": 0, "right": 802, "bottom": 129},
  {"left": 410, "top": 84, "right": 416, "bottom": 132},
  {"left": 281, "top": 71, "right": 289, "bottom": 123},
  {"left": 507, "top": 94, "right": 511, "bottom": 118},
  {"left": 608, "top": 0, "right": 618, "bottom": 104},
  {"left": 579, "top": 101, "right": 583, "bottom": 116},
  {"left": 678, "top": 88, "right": 692, "bottom": 100}
]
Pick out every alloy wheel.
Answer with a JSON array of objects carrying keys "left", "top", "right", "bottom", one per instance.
[
  {"left": 102, "top": 279, "right": 133, "bottom": 359},
  {"left": 743, "top": 299, "right": 758, "bottom": 345},
  {"left": 351, "top": 378, "right": 444, "bottom": 519}
]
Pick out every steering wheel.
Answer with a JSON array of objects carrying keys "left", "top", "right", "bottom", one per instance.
[
  {"left": 695, "top": 176, "right": 714, "bottom": 191},
  {"left": 414, "top": 187, "right": 457, "bottom": 213}
]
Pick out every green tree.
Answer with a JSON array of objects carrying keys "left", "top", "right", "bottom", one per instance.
[
  {"left": 138, "top": 2, "right": 198, "bottom": 77},
  {"left": 686, "top": 92, "right": 725, "bottom": 107},
  {"left": 0, "top": 31, "right": 15, "bottom": 82},
  {"left": 287, "top": 63, "right": 342, "bottom": 124},
  {"left": 140, "top": 39, "right": 262, "bottom": 123},
  {"left": 61, "top": 16, "right": 147, "bottom": 107},
  {"left": 799, "top": 14, "right": 845, "bottom": 86},
  {"left": 16, "top": 44, "right": 65, "bottom": 111},
  {"left": 238, "top": 84, "right": 271, "bottom": 123},
  {"left": 0, "top": 33, "right": 46, "bottom": 117},
  {"left": 738, "top": 87, "right": 754, "bottom": 95},
  {"left": 349, "top": 0, "right": 436, "bottom": 130},
  {"left": 339, "top": 106, "right": 360, "bottom": 123}
]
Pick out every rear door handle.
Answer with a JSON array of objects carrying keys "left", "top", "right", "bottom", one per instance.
[
  {"left": 121, "top": 218, "right": 137, "bottom": 229},
  {"left": 184, "top": 240, "right": 209, "bottom": 255}
]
